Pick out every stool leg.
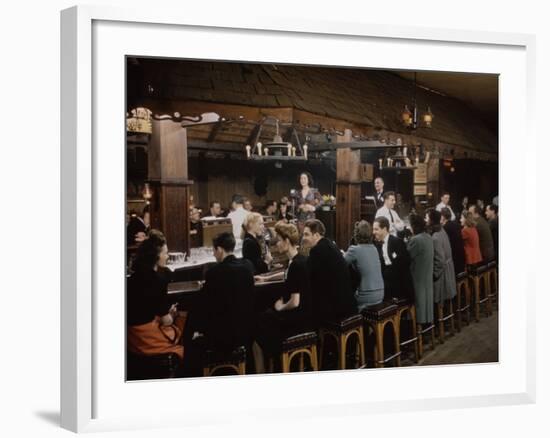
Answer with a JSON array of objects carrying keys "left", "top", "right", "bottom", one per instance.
[
  {"left": 417, "top": 323, "right": 424, "bottom": 358},
  {"left": 375, "top": 322, "right": 384, "bottom": 368},
  {"left": 430, "top": 324, "right": 436, "bottom": 350},
  {"left": 437, "top": 303, "right": 444, "bottom": 344},
  {"left": 456, "top": 292, "right": 462, "bottom": 332},
  {"left": 449, "top": 299, "right": 455, "bottom": 336},
  {"left": 203, "top": 367, "right": 210, "bottom": 377},
  {"left": 339, "top": 333, "right": 346, "bottom": 370},
  {"left": 299, "top": 353, "right": 305, "bottom": 372},
  {"left": 392, "top": 321, "right": 401, "bottom": 367},
  {"left": 410, "top": 307, "right": 419, "bottom": 363},
  {"left": 465, "top": 284, "right": 471, "bottom": 325},
  {"left": 318, "top": 331, "right": 325, "bottom": 370},
  {"left": 485, "top": 274, "right": 492, "bottom": 316},
  {"left": 359, "top": 326, "right": 366, "bottom": 368},
  {"left": 238, "top": 361, "right": 246, "bottom": 375},
  {"left": 473, "top": 277, "right": 480, "bottom": 322},
  {"left": 282, "top": 352, "right": 290, "bottom": 373},
  {"left": 311, "top": 345, "right": 319, "bottom": 371}
]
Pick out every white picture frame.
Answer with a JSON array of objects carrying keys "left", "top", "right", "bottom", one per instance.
[{"left": 61, "top": 5, "right": 536, "bottom": 433}]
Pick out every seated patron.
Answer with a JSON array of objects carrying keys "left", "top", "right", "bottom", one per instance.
[
  {"left": 426, "top": 209, "right": 457, "bottom": 304},
  {"left": 189, "top": 207, "right": 203, "bottom": 247},
  {"left": 127, "top": 205, "right": 150, "bottom": 245},
  {"left": 441, "top": 207, "right": 466, "bottom": 275},
  {"left": 460, "top": 211, "right": 483, "bottom": 267},
  {"left": 277, "top": 196, "right": 294, "bottom": 222},
  {"left": 242, "top": 212, "right": 272, "bottom": 274},
  {"left": 406, "top": 214, "right": 434, "bottom": 325},
  {"left": 302, "top": 219, "right": 356, "bottom": 325},
  {"left": 254, "top": 222, "right": 312, "bottom": 370},
  {"left": 373, "top": 216, "right": 414, "bottom": 302},
  {"left": 344, "top": 220, "right": 385, "bottom": 311},
  {"left": 468, "top": 205, "right": 495, "bottom": 261},
  {"left": 183, "top": 232, "right": 255, "bottom": 375},
  {"left": 204, "top": 201, "right": 222, "bottom": 219},
  {"left": 127, "top": 230, "right": 186, "bottom": 361},
  {"left": 243, "top": 197, "right": 253, "bottom": 212},
  {"left": 485, "top": 204, "right": 498, "bottom": 260},
  {"left": 262, "top": 200, "right": 278, "bottom": 218}
]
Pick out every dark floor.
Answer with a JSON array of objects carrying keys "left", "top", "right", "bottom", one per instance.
[{"left": 405, "top": 311, "right": 499, "bottom": 367}]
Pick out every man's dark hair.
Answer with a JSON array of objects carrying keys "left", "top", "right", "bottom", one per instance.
[
  {"left": 232, "top": 194, "right": 244, "bottom": 205},
  {"left": 487, "top": 204, "right": 498, "bottom": 215},
  {"left": 212, "top": 232, "right": 236, "bottom": 253},
  {"left": 304, "top": 219, "right": 326, "bottom": 236},
  {"left": 470, "top": 204, "right": 483, "bottom": 216},
  {"left": 426, "top": 208, "right": 441, "bottom": 225},
  {"left": 441, "top": 191, "right": 450, "bottom": 198},
  {"left": 409, "top": 213, "right": 426, "bottom": 235},
  {"left": 383, "top": 191, "right": 396, "bottom": 201},
  {"left": 374, "top": 216, "right": 390, "bottom": 231},
  {"left": 210, "top": 200, "right": 220, "bottom": 208},
  {"left": 440, "top": 207, "right": 453, "bottom": 221}
]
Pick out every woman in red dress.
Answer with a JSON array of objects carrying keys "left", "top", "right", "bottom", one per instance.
[{"left": 460, "top": 211, "right": 482, "bottom": 266}]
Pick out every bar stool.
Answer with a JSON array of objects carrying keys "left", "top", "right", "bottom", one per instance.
[
  {"left": 203, "top": 345, "right": 247, "bottom": 376},
  {"left": 362, "top": 302, "right": 400, "bottom": 368},
  {"left": 435, "top": 296, "right": 455, "bottom": 344},
  {"left": 393, "top": 298, "right": 419, "bottom": 363},
  {"left": 469, "top": 263, "right": 490, "bottom": 322},
  {"left": 319, "top": 314, "right": 366, "bottom": 369},
  {"left": 486, "top": 260, "right": 498, "bottom": 310},
  {"left": 455, "top": 271, "right": 471, "bottom": 331},
  {"left": 280, "top": 332, "right": 319, "bottom": 373},
  {"left": 127, "top": 351, "right": 182, "bottom": 380}
]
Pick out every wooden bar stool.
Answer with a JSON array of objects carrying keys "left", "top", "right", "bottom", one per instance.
[
  {"left": 319, "top": 314, "right": 366, "bottom": 369},
  {"left": 203, "top": 345, "right": 247, "bottom": 376},
  {"left": 280, "top": 332, "right": 319, "bottom": 373},
  {"left": 435, "top": 297, "right": 456, "bottom": 344},
  {"left": 469, "top": 263, "right": 490, "bottom": 322},
  {"left": 455, "top": 271, "right": 471, "bottom": 331},
  {"left": 393, "top": 299, "right": 419, "bottom": 363},
  {"left": 486, "top": 260, "right": 498, "bottom": 311},
  {"left": 362, "top": 302, "right": 400, "bottom": 368}
]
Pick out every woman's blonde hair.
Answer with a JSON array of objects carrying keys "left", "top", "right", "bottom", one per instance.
[
  {"left": 241, "top": 212, "right": 263, "bottom": 239},
  {"left": 274, "top": 221, "right": 300, "bottom": 246},
  {"left": 462, "top": 211, "right": 476, "bottom": 228}
]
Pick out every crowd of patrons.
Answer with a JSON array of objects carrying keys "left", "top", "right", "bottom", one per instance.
[{"left": 126, "top": 185, "right": 499, "bottom": 377}]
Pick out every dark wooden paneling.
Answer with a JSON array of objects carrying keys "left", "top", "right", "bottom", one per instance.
[{"left": 335, "top": 183, "right": 361, "bottom": 249}]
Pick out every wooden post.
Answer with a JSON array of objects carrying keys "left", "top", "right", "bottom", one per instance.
[
  {"left": 335, "top": 135, "right": 361, "bottom": 248},
  {"left": 148, "top": 119, "right": 192, "bottom": 253}
]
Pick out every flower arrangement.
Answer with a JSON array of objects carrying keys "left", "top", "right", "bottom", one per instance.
[{"left": 321, "top": 194, "right": 336, "bottom": 209}]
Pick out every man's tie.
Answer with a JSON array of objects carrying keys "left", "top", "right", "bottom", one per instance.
[{"left": 389, "top": 209, "right": 394, "bottom": 223}]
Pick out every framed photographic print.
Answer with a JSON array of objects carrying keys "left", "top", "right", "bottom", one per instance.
[{"left": 61, "top": 5, "right": 536, "bottom": 433}]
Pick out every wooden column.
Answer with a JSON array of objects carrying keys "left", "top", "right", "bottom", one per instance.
[
  {"left": 335, "top": 131, "right": 362, "bottom": 248},
  {"left": 148, "top": 119, "right": 192, "bottom": 253}
]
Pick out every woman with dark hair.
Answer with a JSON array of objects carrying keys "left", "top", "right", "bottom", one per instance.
[
  {"left": 127, "top": 230, "right": 186, "bottom": 362},
  {"left": 253, "top": 222, "right": 312, "bottom": 371},
  {"left": 460, "top": 211, "right": 483, "bottom": 266},
  {"left": 294, "top": 171, "right": 321, "bottom": 228},
  {"left": 276, "top": 196, "right": 294, "bottom": 223},
  {"left": 343, "top": 220, "right": 385, "bottom": 310}
]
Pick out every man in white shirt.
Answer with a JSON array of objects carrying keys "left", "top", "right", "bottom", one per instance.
[
  {"left": 227, "top": 194, "right": 249, "bottom": 239},
  {"left": 375, "top": 191, "right": 404, "bottom": 237},
  {"left": 372, "top": 177, "right": 385, "bottom": 208},
  {"left": 435, "top": 192, "right": 456, "bottom": 221}
]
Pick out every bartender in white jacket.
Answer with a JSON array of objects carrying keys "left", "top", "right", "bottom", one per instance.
[{"left": 375, "top": 191, "right": 405, "bottom": 237}]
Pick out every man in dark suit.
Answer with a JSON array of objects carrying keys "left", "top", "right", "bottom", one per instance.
[
  {"left": 302, "top": 219, "right": 356, "bottom": 325},
  {"left": 440, "top": 207, "right": 466, "bottom": 275},
  {"left": 373, "top": 216, "right": 414, "bottom": 301},
  {"left": 373, "top": 177, "right": 385, "bottom": 209},
  {"left": 469, "top": 205, "right": 495, "bottom": 261},
  {"left": 183, "top": 232, "right": 255, "bottom": 375},
  {"left": 485, "top": 204, "right": 498, "bottom": 261}
]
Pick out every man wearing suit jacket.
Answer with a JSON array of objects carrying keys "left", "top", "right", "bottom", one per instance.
[
  {"left": 373, "top": 216, "right": 415, "bottom": 302},
  {"left": 441, "top": 207, "right": 466, "bottom": 275},
  {"left": 373, "top": 177, "right": 385, "bottom": 209},
  {"left": 183, "top": 232, "right": 255, "bottom": 375},
  {"left": 302, "top": 219, "right": 356, "bottom": 325},
  {"left": 468, "top": 205, "right": 495, "bottom": 261}
]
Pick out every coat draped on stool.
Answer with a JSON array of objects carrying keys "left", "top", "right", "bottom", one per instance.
[
  {"left": 407, "top": 232, "right": 434, "bottom": 324},
  {"left": 432, "top": 229, "right": 457, "bottom": 303}
]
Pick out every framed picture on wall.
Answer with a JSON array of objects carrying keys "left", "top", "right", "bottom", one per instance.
[{"left": 61, "top": 5, "right": 536, "bottom": 433}]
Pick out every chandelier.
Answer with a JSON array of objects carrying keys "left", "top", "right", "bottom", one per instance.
[
  {"left": 245, "top": 117, "right": 308, "bottom": 161},
  {"left": 400, "top": 72, "right": 434, "bottom": 130}
]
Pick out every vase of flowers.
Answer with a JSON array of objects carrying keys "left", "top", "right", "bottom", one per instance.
[{"left": 321, "top": 194, "right": 336, "bottom": 210}]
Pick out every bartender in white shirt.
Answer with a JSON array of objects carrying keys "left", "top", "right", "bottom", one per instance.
[
  {"left": 227, "top": 194, "right": 249, "bottom": 239},
  {"left": 375, "top": 191, "right": 405, "bottom": 237},
  {"left": 435, "top": 192, "right": 456, "bottom": 221}
]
